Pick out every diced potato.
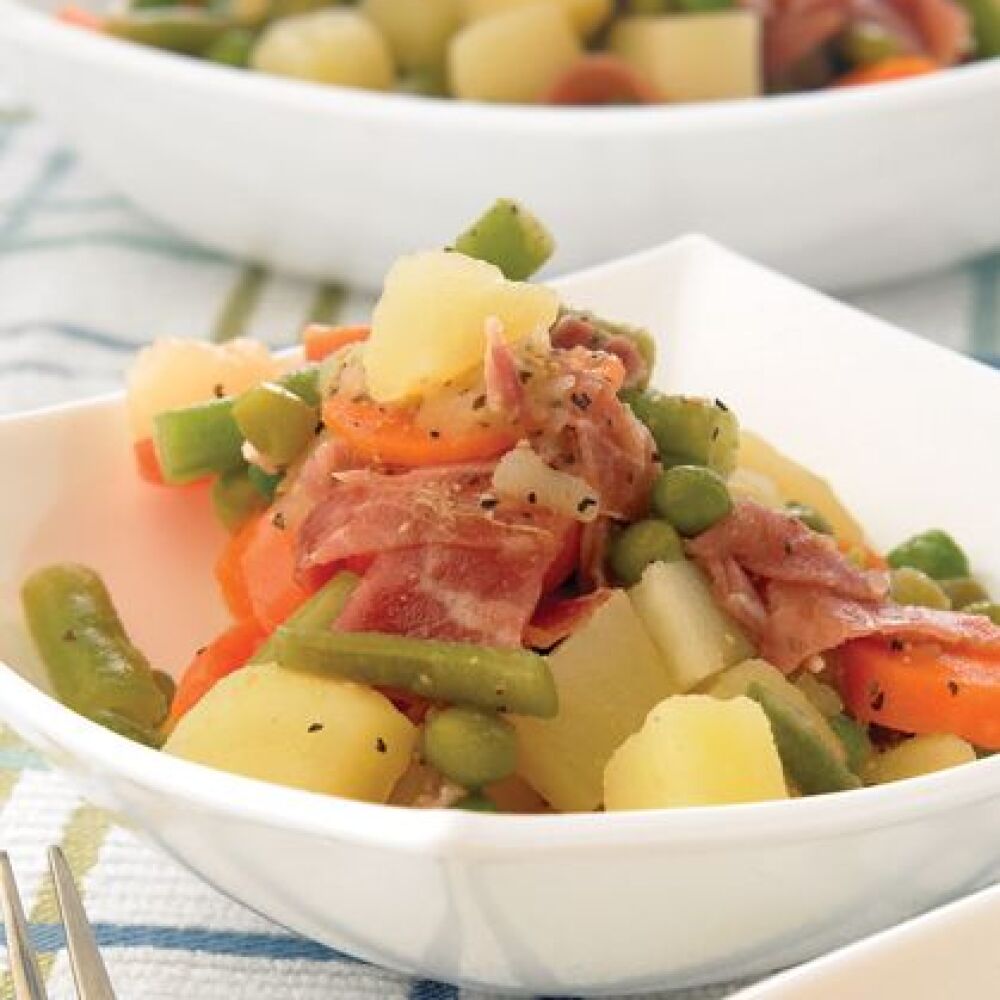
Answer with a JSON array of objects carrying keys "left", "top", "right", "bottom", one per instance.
[
  {"left": 866, "top": 734, "right": 976, "bottom": 785},
  {"left": 604, "top": 694, "right": 788, "bottom": 810},
  {"left": 739, "top": 431, "right": 868, "bottom": 548},
  {"left": 252, "top": 11, "right": 395, "bottom": 91},
  {"left": 629, "top": 560, "right": 754, "bottom": 692},
  {"left": 460, "top": 0, "right": 613, "bottom": 38},
  {"left": 727, "top": 467, "right": 783, "bottom": 510},
  {"left": 361, "top": 0, "right": 462, "bottom": 71},
  {"left": 164, "top": 662, "right": 417, "bottom": 802},
  {"left": 364, "top": 250, "right": 559, "bottom": 402},
  {"left": 126, "top": 338, "right": 279, "bottom": 440},
  {"left": 514, "top": 591, "right": 677, "bottom": 812},
  {"left": 448, "top": 3, "right": 582, "bottom": 103},
  {"left": 609, "top": 12, "right": 760, "bottom": 103}
]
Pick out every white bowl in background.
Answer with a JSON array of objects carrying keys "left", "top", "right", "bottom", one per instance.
[
  {"left": 1, "top": 238, "right": 1000, "bottom": 994},
  {"left": 1, "top": 0, "right": 999, "bottom": 292}
]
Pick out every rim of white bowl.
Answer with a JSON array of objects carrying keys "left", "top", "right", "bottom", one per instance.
[{"left": 3, "top": 0, "right": 1000, "bottom": 135}]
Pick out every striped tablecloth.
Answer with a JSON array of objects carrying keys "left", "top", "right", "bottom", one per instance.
[{"left": 1, "top": 94, "right": 999, "bottom": 1000}]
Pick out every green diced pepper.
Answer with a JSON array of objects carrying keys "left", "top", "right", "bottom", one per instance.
[
  {"left": 21, "top": 564, "right": 170, "bottom": 736},
  {"left": 232, "top": 381, "right": 318, "bottom": 467},
  {"left": 623, "top": 390, "right": 739, "bottom": 476},
  {"left": 275, "top": 627, "right": 558, "bottom": 718},
  {"left": 422, "top": 707, "right": 517, "bottom": 789},
  {"left": 957, "top": 0, "right": 1000, "bottom": 57},
  {"left": 452, "top": 198, "right": 555, "bottom": 282},
  {"left": 212, "top": 466, "right": 268, "bottom": 532},
  {"left": 153, "top": 397, "right": 244, "bottom": 484},
  {"left": 887, "top": 529, "right": 970, "bottom": 581},
  {"left": 251, "top": 572, "right": 359, "bottom": 665}
]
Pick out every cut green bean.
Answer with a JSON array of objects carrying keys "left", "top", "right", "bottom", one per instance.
[
  {"left": 275, "top": 627, "right": 558, "bottom": 718},
  {"left": 232, "top": 381, "right": 318, "bottom": 467},
  {"left": 623, "top": 390, "right": 739, "bottom": 476},
  {"left": 93, "top": 710, "right": 164, "bottom": 749},
  {"left": 153, "top": 398, "right": 244, "bottom": 484},
  {"left": 422, "top": 707, "right": 517, "bottom": 789},
  {"left": 829, "top": 713, "right": 872, "bottom": 774},
  {"left": 212, "top": 466, "right": 268, "bottom": 532},
  {"left": 204, "top": 27, "right": 257, "bottom": 66},
  {"left": 21, "top": 564, "right": 169, "bottom": 732},
  {"left": 251, "top": 572, "right": 359, "bottom": 665},
  {"left": 105, "top": 11, "right": 236, "bottom": 55},
  {"left": 452, "top": 198, "right": 555, "bottom": 282},
  {"left": 280, "top": 363, "right": 322, "bottom": 407}
]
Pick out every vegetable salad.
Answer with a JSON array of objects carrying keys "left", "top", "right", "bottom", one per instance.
[
  {"left": 21, "top": 200, "right": 1000, "bottom": 813},
  {"left": 60, "top": 0, "right": 1000, "bottom": 105}
]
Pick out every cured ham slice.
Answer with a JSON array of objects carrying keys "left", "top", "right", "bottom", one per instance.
[
  {"left": 687, "top": 500, "right": 1000, "bottom": 671},
  {"left": 550, "top": 314, "right": 650, "bottom": 390},
  {"left": 524, "top": 589, "right": 612, "bottom": 650}
]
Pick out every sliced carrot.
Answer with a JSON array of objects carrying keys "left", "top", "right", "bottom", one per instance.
[
  {"left": 133, "top": 438, "right": 165, "bottom": 485},
  {"left": 56, "top": 5, "right": 105, "bottom": 29},
  {"left": 303, "top": 323, "right": 370, "bottom": 362},
  {"left": 544, "top": 55, "right": 658, "bottom": 105},
  {"left": 838, "top": 638, "right": 1000, "bottom": 749},
  {"left": 322, "top": 396, "right": 519, "bottom": 467},
  {"left": 215, "top": 512, "right": 321, "bottom": 631},
  {"left": 834, "top": 56, "right": 939, "bottom": 88},
  {"left": 170, "top": 619, "right": 267, "bottom": 723}
]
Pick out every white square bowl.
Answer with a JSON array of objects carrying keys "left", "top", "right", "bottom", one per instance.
[{"left": 1, "top": 237, "right": 999, "bottom": 995}]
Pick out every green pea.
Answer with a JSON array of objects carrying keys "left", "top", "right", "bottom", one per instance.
[
  {"left": 785, "top": 501, "right": 833, "bottom": 536},
  {"left": 451, "top": 794, "right": 499, "bottom": 812},
  {"left": 231, "top": 381, "right": 318, "bottom": 467},
  {"left": 608, "top": 519, "right": 684, "bottom": 586},
  {"left": 940, "top": 577, "right": 990, "bottom": 610},
  {"left": 890, "top": 567, "right": 951, "bottom": 610},
  {"left": 964, "top": 601, "right": 1000, "bottom": 626},
  {"left": 887, "top": 529, "right": 970, "bottom": 581},
  {"left": 652, "top": 465, "right": 732, "bottom": 537},
  {"left": 422, "top": 707, "right": 517, "bottom": 790}
]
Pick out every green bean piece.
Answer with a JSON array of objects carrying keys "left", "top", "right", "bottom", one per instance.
[
  {"left": 21, "top": 564, "right": 170, "bottom": 731},
  {"left": 828, "top": 713, "right": 872, "bottom": 774},
  {"left": 964, "top": 601, "right": 1000, "bottom": 626},
  {"left": 204, "top": 27, "right": 257, "bottom": 66},
  {"left": 452, "top": 198, "right": 555, "bottom": 282},
  {"left": 232, "top": 381, "right": 318, "bottom": 467},
  {"left": 275, "top": 627, "right": 558, "bottom": 718},
  {"left": 623, "top": 390, "right": 739, "bottom": 476},
  {"left": 212, "top": 466, "right": 268, "bottom": 532},
  {"left": 840, "top": 22, "right": 903, "bottom": 65},
  {"left": 652, "top": 465, "right": 732, "bottom": 537},
  {"left": 130, "top": 0, "right": 191, "bottom": 9},
  {"left": 784, "top": 501, "right": 833, "bottom": 535},
  {"left": 280, "top": 363, "right": 322, "bottom": 407},
  {"left": 746, "top": 683, "right": 861, "bottom": 794},
  {"left": 957, "top": 0, "right": 1000, "bottom": 57},
  {"left": 608, "top": 519, "right": 683, "bottom": 586},
  {"left": 153, "top": 398, "right": 244, "bottom": 484},
  {"left": 247, "top": 464, "right": 283, "bottom": 501},
  {"left": 92, "top": 710, "right": 164, "bottom": 749},
  {"left": 152, "top": 669, "right": 177, "bottom": 707},
  {"left": 451, "top": 793, "right": 499, "bottom": 812},
  {"left": 939, "top": 577, "right": 990, "bottom": 610},
  {"left": 250, "top": 572, "right": 359, "bottom": 665},
  {"left": 422, "top": 707, "right": 517, "bottom": 789},
  {"left": 105, "top": 11, "right": 236, "bottom": 55},
  {"left": 890, "top": 568, "right": 951, "bottom": 610},
  {"left": 558, "top": 307, "right": 656, "bottom": 390},
  {"left": 887, "top": 529, "right": 970, "bottom": 581}
]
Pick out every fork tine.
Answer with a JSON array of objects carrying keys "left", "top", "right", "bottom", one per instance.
[
  {"left": 47, "top": 848, "right": 115, "bottom": 1000},
  {"left": 0, "top": 852, "right": 48, "bottom": 1000}
]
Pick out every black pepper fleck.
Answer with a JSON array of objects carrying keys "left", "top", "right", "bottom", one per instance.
[
  {"left": 527, "top": 491, "right": 537, "bottom": 505},
  {"left": 213, "top": 383, "right": 225, "bottom": 399},
  {"left": 715, "top": 398, "right": 729, "bottom": 412},
  {"left": 62, "top": 629, "right": 76, "bottom": 642},
  {"left": 570, "top": 391, "right": 592, "bottom": 411},
  {"left": 472, "top": 394, "right": 487, "bottom": 411},
  {"left": 375, "top": 737, "right": 387, "bottom": 754},
  {"left": 948, "top": 680, "right": 960, "bottom": 696},
  {"left": 870, "top": 690, "right": 886, "bottom": 712},
  {"left": 429, "top": 429, "right": 441, "bottom": 439},
  {"left": 577, "top": 497, "right": 597, "bottom": 514},
  {"left": 272, "top": 511, "right": 287, "bottom": 531},
  {"left": 307, "top": 722, "right": 324, "bottom": 733},
  {"left": 479, "top": 496, "right": 499, "bottom": 511},
  {"left": 890, "top": 638, "right": 905, "bottom": 652}
]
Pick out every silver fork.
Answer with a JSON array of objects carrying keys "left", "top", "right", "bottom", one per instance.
[{"left": 0, "top": 847, "right": 116, "bottom": 1000}]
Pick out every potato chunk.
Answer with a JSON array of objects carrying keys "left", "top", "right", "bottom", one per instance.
[
  {"left": 460, "top": 0, "right": 612, "bottom": 38},
  {"left": 604, "top": 694, "right": 788, "bottom": 810},
  {"left": 364, "top": 250, "right": 559, "bottom": 402},
  {"left": 361, "top": 0, "right": 462, "bottom": 71},
  {"left": 164, "top": 662, "right": 416, "bottom": 802},
  {"left": 448, "top": 3, "right": 582, "bottom": 103},
  {"left": 866, "top": 734, "right": 976, "bottom": 785}
]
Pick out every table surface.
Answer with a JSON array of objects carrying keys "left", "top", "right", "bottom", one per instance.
[{"left": 1, "top": 94, "right": 998, "bottom": 1000}]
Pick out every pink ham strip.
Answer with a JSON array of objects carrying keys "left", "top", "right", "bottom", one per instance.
[
  {"left": 484, "top": 323, "right": 525, "bottom": 417},
  {"left": 523, "top": 589, "right": 612, "bottom": 649},
  {"left": 687, "top": 500, "right": 1000, "bottom": 671},
  {"left": 550, "top": 315, "right": 650, "bottom": 390}
]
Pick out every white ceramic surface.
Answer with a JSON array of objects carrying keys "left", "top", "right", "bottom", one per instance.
[
  {"left": 2, "top": 238, "right": 1000, "bottom": 994},
  {"left": 1, "top": 0, "right": 999, "bottom": 292},
  {"left": 733, "top": 882, "right": 1000, "bottom": 999}
]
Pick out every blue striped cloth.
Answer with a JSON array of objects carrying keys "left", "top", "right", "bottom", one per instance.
[{"left": 0, "top": 93, "right": 998, "bottom": 1000}]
